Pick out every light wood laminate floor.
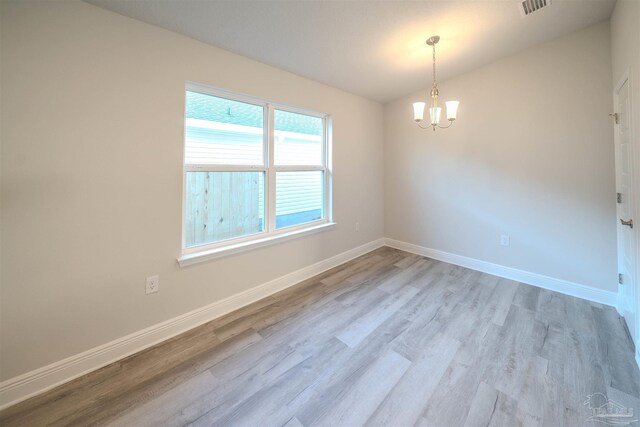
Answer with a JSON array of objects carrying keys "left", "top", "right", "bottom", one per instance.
[{"left": 2, "top": 247, "right": 639, "bottom": 426}]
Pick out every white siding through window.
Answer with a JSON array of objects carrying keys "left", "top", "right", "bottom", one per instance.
[
  {"left": 186, "top": 120, "right": 323, "bottom": 218},
  {"left": 276, "top": 171, "right": 323, "bottom": 216}
]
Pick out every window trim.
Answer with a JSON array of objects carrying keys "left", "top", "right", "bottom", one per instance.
[
  {"left": 177, "top": 222, "right": 336, "bottom": 267},
  {"left": 180, "top": 82, "right": 333, "bottom": 263}
]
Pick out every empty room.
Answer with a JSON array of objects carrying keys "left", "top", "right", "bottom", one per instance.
[{"left": 1, "top": 0, "right": 639, "bottom": 425}]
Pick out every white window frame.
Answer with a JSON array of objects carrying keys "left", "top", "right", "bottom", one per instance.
[{"left": 179, "top": 82, "right": 334, "bottom": 266}]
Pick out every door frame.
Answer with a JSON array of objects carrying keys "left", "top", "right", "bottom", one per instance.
[{"left": 613, "top": 67, "right": 640, "bottom": 367}]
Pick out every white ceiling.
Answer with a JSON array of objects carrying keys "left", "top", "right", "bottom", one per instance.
[{"left": 85, "top": 0, "right": 616, "bottom": 103}]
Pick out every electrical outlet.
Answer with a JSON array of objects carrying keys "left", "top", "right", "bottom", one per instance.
[
  {"left": 355, "top": 222, "right": 360, "bottom": 232},
  {"left": 500, "top": 235, "right": 510, "bottom": 247},
  {"left": 146, "top": 275, "right": 159, "bottom": 294}
]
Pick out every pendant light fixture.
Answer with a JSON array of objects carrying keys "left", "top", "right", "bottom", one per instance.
[{"left": 413, "top": 36, "right": 459, "bottom": 131}]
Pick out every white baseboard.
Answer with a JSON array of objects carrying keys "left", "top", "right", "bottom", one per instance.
[
  {"left": 0, "top": 238, "right": 385, "bottom": 411},
  {"left": 384, "top": 238, "right": 618, "bottom": 307},
  {"left": 616, "top": 286, "right": 625, "bottom": 316}
]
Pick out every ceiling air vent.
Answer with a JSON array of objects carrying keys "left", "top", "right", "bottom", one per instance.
[{"left": 520, "top": 0, "right": 552, "bottom": 16}]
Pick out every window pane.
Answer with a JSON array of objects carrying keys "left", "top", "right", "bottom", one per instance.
[
  {"left": 274, "top": 109, "right": 323, "bottom": 165},
  {"left": 185, "top": 172, "right": 265, "bottom": 247},
  {"left": 185, "top": 91, "right": 263, "bottom": 165},
  {"left": 276, "top": 171, "right": 323, "bottom": 229}
]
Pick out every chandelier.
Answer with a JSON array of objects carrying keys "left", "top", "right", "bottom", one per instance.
[{"left": 413, "top": 36, "right": 459, "bottom": 131}]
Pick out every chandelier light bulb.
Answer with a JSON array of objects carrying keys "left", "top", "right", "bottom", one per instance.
[
  {"left": 429, "top": 107, "right": 441, "bottom": 125},
  {"left": 413, "top": 102, "right": 426, "bottom": 122},
  {"left": 445, "top": 101, "right": 459, "bottom": 121}
]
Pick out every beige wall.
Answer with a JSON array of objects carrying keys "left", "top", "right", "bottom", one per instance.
[
  {"left": 0, "top": 0, "right": 384, "bottom": 380},
  {"left": 384, "top": 21, "right": 616, "bottom": 292}
]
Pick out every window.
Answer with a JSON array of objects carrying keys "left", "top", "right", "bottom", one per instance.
[{"left": 181, "top": 83, "right": 332, "bottom": 261}]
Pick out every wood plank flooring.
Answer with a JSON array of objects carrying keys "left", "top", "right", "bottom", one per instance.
[{"left": 1, "top": 247, "right": 639, "bottom": 426}]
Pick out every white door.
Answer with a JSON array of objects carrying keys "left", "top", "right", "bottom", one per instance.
[{"left": 614, "top": 73, "right": 638, "bottom": 352}]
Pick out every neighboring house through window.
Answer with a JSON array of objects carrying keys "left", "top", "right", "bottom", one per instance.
[{"left": 181, "top": 82, "right": 332, "bottom": 261}]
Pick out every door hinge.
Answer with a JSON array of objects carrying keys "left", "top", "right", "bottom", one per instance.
[
  {"left": 617, "top": 193, "right": 622, "bottom": 203},
  {"left": 609, "top": 113, "right": 619, "bottom": 124},
  {"left": 618, "top": 273, "right": 624, "bottom": 285}
]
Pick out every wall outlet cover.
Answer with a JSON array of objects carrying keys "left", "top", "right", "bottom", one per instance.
[{"left": 146, "top": 275, "right": 159, "bottom": 294}]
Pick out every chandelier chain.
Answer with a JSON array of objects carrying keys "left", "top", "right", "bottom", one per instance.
[{"left": 432, "top": 41, "right": 437, "bottom": 88}]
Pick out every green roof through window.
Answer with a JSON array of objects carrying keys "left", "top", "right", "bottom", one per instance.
[{"left": 186, "top": 91, "right": 322, "bottom": 136}]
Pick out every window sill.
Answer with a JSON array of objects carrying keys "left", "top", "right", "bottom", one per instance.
[{"left": 177, "top": 222, "right": 337, "bottom": 267}]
